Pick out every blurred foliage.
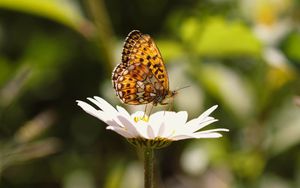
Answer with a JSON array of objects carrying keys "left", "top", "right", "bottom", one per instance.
[
  {"left": 0, "top": 0, "right": 300, "bottom": 188},
  {"left": 0, "top": 0, "right": 92, "bottom": 35}
]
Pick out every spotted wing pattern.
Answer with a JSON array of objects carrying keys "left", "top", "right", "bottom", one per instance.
[
  {"left": 112, "top": 30, "right": 169, "bottom": 105},
  {"left": 121, "top": 30, "right": 169, "bottom": 90}
]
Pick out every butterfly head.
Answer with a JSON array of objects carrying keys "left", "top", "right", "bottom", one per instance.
[
  {"left": 163, "top": 85, "right": 190, "bottom": 104},
  {"left": 157, "top": 90, "right": 177, "bottom": 105},
  {"left": 168, "top": 90, "right": 178, "bottom": 98}
]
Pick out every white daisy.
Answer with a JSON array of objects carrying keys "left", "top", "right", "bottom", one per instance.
[{"left": 76, "top": 96, "right": 229, "bottom": 148}]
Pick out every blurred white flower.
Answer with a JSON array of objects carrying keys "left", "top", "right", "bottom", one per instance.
[
  {"left": 240, "top": 0, "right": 293, "bottom": 45},
  {"left": 263, "top": 47, "right": 288, "bottom": 67},
  {"left": 253, "top": 20, "right": 291, "bottom": 46},
  {"left": 76, "top": 96, "right": 228, "bottom": 148}
]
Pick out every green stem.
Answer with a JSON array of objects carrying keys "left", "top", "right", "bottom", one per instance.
[{"left": 144, "top": 147, "right": 155, "bottom": 188}]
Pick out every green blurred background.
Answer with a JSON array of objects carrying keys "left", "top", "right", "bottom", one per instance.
[{"left": 0, "top": 0, "right": 300, "bottom": 187}]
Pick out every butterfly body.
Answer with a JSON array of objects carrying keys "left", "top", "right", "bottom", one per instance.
[{"left": 112, "top": 30, "right": 175, "bottom": 106}]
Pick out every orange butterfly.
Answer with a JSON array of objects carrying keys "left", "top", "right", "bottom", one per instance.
[{"left": 112, "top": 30, "right": 176, "bottom": 106}]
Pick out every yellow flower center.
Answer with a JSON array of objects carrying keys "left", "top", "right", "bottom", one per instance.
[{"left": 134, "top": 115, "right": 149, "bottom": 122}]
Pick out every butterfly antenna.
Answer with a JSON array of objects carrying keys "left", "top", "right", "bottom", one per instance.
[{"left": 175, "top": 85, "right": 191, "bottom": 92}]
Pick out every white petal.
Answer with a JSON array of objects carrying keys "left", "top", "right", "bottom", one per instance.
[
  {"left": 116, "top": 105, "right": 130, "bottom": 118},
  {"left": 106, "top": 126, "right": 133, "bottom": 138},
  {"left": 182, "top": 118, "right": 198, "bottom": 129},
  {"left": 171, "top": 132, "right": 224, "bottom": 140},
  {"left": 161, "top": 111, "right": 187, "bottom": 137},
  {"left": 196, "top": 128, "right": 229, "bottom": 134},
  {"left": 89, "top": 97, "right": 131, "bottom": 127},
  {"left": 174, "top": 111, "right": 188, "bottom": 128},
  {"left": 76, "top": 100, "right": 108, "bottom": 122},
  {"left": 197, "top": 117, "right": 217, "bottom": 129},
  {"left": 131, "top": 111, "right": 146, "bottom": 119},
  {"left": 149, "top": 111, "right": 165, "bottom": 124},
  {"left": 170, "top": 134, "right": 197, "bottom": 140},
  {"left": 135, "top": 123, "right": 149, "bottom": 139},
  {"left": 76, "top": 100, "right": 98, "bottom": 116},
  {"left": 76, "top": 100, "right": 127, "bottom": 131},
  {"left": 171, "top": 127, "right": 228, "bottom": 140},
  {"left": 186, "top": 118, "right": 219, "bottom": 133},
  {"left": 107, "top": 119, "right": 127, "bottom": 129},
  {"left": 147, "top": 125, "right": 155, "bottom": 139},
  {"left": 197, "top": 105, "right": 218, "bottom": 122},
  {"left": 192, "top": 132, "right": 225, "bottom": 138},
  {"left": 159, "top": 112, "right": 176, "bottom": 137},
  {"left": 117, "top": 115, "right": 140, "bottom": 137},
  {"left": 157, "top": 122, "right": 166, "bottom": 137},
  {"left": 126, "top": 117, "right": 150, "bottom": 139},
  {"left": 148, "top": 111, "right": 166, "bottom": 136},
  {"left": 128, "top": 111, "right": 153, "bottom": 138},
  {"left": 92, "top": 96, "right": 118, "bottom": 115}
]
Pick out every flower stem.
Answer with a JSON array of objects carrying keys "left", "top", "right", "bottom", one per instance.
[{"left": 144, "top": 147, "right": 155, "bottom": 188}]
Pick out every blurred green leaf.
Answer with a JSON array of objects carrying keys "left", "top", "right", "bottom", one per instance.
[
  {"left": 195, "top": 63, "right": 254, "bottom": 120},
  {"left": 197, "top": 18, "right": 262, "bottom": 57},
  {"left": 0, "top": 0, "right": 91, "bottom": 34},
  {"left": 0, "top": 138, "right": 61, "bottom": 173},
  {"left": 266, "top": 101, "right": 300, "bottom": 156},
  {"left": 282, "top": 32, "right": 300, "bottom": 64},
  {"left": 0, "top": 65, "right": 32, "bottom": 107},
  {"left": 181, "top": 17, "right": 262, "bottom": 57},
  {"left": 64, "top": 169, "right": 96, "bottom": 188},
  {"left": 21, "top": 34, "right": 72, "bottom": 90},
  {"left": 0, "top": 57, "right": 15, "bottom": 87},
  {"left": 231, "top": 151, "right": 265, "bottom": 179},
  {"left": 104, "top": 160, "right": 125, "bottom": 188},
  {"left": 260, "top": 174, "right": 291, "bottom": 188},
  {"left": 157, "top": 39, "right": 184, "bottom": 62},
  {"left": 0, "top": 34, "right": 73, "bottom": 107},
  {"left": 120, "top": 162, "right": 143, "bottom": 188},
  {"left": 179, "top": 17, "right": 202, "bottom": 45},
  {"left": 14, "top": 110, "right": 56, "bottom": 143}
]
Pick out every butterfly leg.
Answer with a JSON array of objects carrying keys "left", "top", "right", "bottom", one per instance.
[
  {"left": 163, "top": 102, "right": 173, "bottom": 116},
  {"left": 160, "top": 102, "right": 168, "bottom": 105},
  {"left": 168, "top": 97, "right": 175, "bottom": 111},
  {"left": 143, "top": 104, "right": 148, "bottom": 118},
  {"left": 148, "top": 104, "right": 154, "bottom": 116}
]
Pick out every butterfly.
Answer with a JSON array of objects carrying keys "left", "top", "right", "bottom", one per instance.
[{"left": 112, "top": 30, "right": 176, "bottom": 106}]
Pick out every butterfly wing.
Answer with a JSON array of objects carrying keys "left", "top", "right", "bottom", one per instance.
[
  {"left": 112, "top": 62, "right": 161, "bottom": 104},
  {"left": 112, "top": 30, "right": 169, "bottom": 105},
  {"left": 121, "top": 30, "right": 169, "bottom": 91}
]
